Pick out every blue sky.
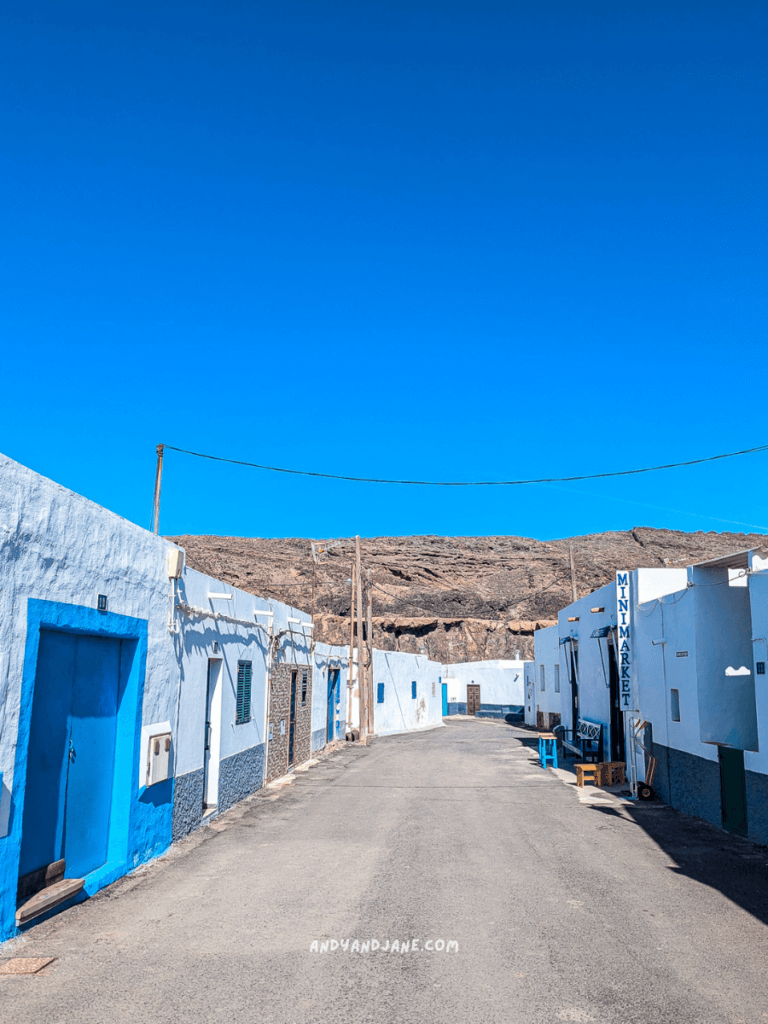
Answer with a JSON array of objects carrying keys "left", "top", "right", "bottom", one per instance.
[{"left": 2, "top": 1, "right": 767, "bottom": 539}]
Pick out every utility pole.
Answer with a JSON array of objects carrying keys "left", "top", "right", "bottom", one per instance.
[
  {"left": 152, "top": 444, "right": 164, "bottom": 535},
  {"left": 569, "top": 544, "right": 577, "bottom": 604},
  {"left": 366, "top": 568, "right": 374, "bottom": 735},
  {"left": 347, "top": 567, "right": 356, "bottom": 735},
  {"left": 355, "top": 536, "right": 367, "bottom": 740}
]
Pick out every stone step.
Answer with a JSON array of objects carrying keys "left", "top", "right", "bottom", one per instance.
[{"left": 15, "top": 878, "right": 84, "bottom": 926}]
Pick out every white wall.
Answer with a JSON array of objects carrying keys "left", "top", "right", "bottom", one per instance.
[
  {"left": 0, "top": 452, "right": 177, "bottom": 838},
  {"left": 371, "top": 650, "right": 443, "bottom": 736},
  {"left": 532, "top": 625, "right": 564, "bottom": 726},
  {"left": 634, "top": 585, "right": 716, "bottom": 766},
  {"left": 747, "top": 554, "right": 768, "bottom": 775},
  {"left": 443, "top": 659, "right": 528, "bottom": 706},
  {"left": 690, "top": 564, "right": 758, "bottom": 750}
]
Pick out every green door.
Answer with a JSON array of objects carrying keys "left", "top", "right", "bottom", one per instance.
[{"left": 719, "top": 747, "right": 748, "bottom": 836}]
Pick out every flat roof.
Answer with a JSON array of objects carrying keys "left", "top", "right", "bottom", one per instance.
[{"left": 692, "top": 547, "right": 768, "bottom": 571}]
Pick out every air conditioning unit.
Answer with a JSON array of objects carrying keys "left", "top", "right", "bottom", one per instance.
[{"left": 146, "top": 730, "right": 172, "bottom": 786}]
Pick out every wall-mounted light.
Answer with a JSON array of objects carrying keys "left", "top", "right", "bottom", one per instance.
[
  {"left": 590, "top": 607, "right": 604, "bottom": 614},
  {"left": 567, "top": 616, "right": 579, "bottom": 623}
]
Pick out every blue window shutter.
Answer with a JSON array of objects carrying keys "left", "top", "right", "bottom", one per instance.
[
  {"left": 236, "top": 661, "right": 252, "bottom": 724},
  {"left": 412, "top": 681, "right": 417, "bottom": 699},
  {"left": 377, "top": 682, "right": 384, "bottom": 703}
]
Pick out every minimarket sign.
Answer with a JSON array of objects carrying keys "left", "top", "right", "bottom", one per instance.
[{"left": 615, "top": 571, "right": 637, "bottom": 712}]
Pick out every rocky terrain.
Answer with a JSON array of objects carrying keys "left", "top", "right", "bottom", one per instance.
[{"left": 169, "top": 528, "right": 767, "bottom": 663}]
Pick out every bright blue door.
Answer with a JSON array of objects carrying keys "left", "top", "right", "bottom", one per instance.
[
  {"left": 326, "top": 669, "right": 339, "bottom": 742},
  {"left": 19, "top": 631, "right": 76, "bottom": 877},
  {"left": 65, "top": 636, "right": 120, "bottom": 876},
  {"left": 441, "top": 680, "right": 448, "bottom": 716},
  {"left": 20, "top": 631, "right": 121, "bottom": 882}
]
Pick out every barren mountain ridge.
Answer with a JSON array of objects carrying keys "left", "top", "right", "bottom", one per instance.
[{"left": 169, "top": 528, "right": 766, "bottom": 663}]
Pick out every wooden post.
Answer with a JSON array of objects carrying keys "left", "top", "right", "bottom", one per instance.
[
  {"left": 366, "top": 568, "right": 374, "bottom": 734},
  {"left": 569, "top": 544, "right": 577, "bottom": 604},
  {"left": 355, "top": 536, "right": 367, "bottom": 739},
  {"left": 347, "top": 566, "right": 356, "bottom": 733},
  {"left": 152, "top": 444, "right": 164, "bottom": 535}
]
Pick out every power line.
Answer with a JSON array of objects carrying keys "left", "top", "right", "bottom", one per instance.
[{"left": 161, "top": 441, "right": 768, "bottom": 487}]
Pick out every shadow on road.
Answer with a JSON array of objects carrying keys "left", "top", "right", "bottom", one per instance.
[{"left": 586, "top": 800, "right": 768, "bottom": 927}]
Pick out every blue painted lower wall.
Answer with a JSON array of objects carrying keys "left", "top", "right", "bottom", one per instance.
[
  {"left": 172, "top": 744, "right": 266, "bottom": 841},
  {"left": 172, "top": 768, "right": 205, "bottom": 841},
  {"left": 218, "top": 742, "right": 265, "bottom": 813},
  {"left": 652, "top": 742, "right": 722, "bottom": 829},
  {"left": 746, "top": 770, "right": 768, "bottom": 847},
  {"left": 446, "top": 702, "right": 467, "bottom": 716},
  {"left": 311, "top": 727, "right": 327, "bottom": 753},
  {"left": 476, "top": 704, "right": 524, "bottom": 721}
]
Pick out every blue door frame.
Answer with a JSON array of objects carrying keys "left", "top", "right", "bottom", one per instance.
[
  {"left": 326, "top": 668, "right": 340, "bottom": 742},
  {"left": 0, "top": 599, "right": 171, "bottom": 943}
]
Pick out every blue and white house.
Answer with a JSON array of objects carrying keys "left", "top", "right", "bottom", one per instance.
[
  {"left": 443, "top": 658, "right": 529, "bottom": 719},
  {"left": 0, "top": 453, "right": 353, "bottom": 942},
  {"left": 371, "top": 649, "right": 444, "bottom": 736}
]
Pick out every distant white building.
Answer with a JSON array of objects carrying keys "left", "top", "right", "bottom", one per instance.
[{"left": 443, "top": 658, "right": 529, "bottom": 720}]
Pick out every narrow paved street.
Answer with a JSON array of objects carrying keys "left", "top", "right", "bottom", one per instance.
[{"left": 3, "top": 718, "right": 768, "bottom": 1024}]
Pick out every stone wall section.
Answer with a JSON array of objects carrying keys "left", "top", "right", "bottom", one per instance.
[{"left": 267, "top": 663, "right": 313, "bottom": 781}]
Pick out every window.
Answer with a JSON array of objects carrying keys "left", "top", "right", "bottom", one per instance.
[
  {"left": 670, "top": 688, "right": 680, "bottom": 722},
  {"left": 554, "top": 665, "right": 560, "bottom": 693},
  {"left": 412, "top": 681, "right": 417, "bottom": 699},
  {"left": 236, "top": 661, "right": 252, "bottom": 724},
  {"left": 301, "top": 669, "right": 308, "bottom": 706},
  {"left": 540, "top": 665, "right": 546, "bottom": 691},
  {"left": 377, "top": 682, "right": 385, "bottom": 703}
]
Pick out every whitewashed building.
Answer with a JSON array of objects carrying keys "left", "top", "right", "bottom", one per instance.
[{"left": 443, "top": 658, "right": 529, "bottom": 720}]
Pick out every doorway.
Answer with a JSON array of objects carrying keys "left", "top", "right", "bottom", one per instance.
[
  {"left": 568, "top": 644, "right": 579, "bottom": 733},
  {"left": 203, "top": 659, "right": 222, "bottom": 811},
  {"left": 288, "top": 670, "right": 298, "bottom": 767},
  {"left": 20, "top": 631, "right": 121, "bottom": 887},
  {"left": 441, "top": 680, "right": 448, "bottom": 716},
  {"left": 607, "top": 640, "right": 625, "bottom": 762},
  {"left": 467, "top": 684, "right": 481, "bottom": 716},
  {"left": 326, "top": 668, "right": 340, "bottom": 743},
  {"left": 719, "top": 747, "right": 748, "bottom": 836}
]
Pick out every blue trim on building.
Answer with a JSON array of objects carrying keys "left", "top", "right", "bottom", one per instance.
[
  {"left": 171, "top": 768, "right": 205, "bottom": 841},
  {"left": 0, "top": 599, "right": 170, "bottom": 942},
  {"left": 311, "top": 727, "right": 327, "bottom": 753},
  {"left": 652, "top": 741, "right": 721, "bottom": 829},
  {"left": 476, "top": 704, "right": 524, "bottom": 721},
  {"left": 446, "top": 702, "right": 467, "bottom": 716}
]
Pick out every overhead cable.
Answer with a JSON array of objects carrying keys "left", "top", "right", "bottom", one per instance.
[{"left": 161, "top": 442, "right": 768, "bottom": 487}]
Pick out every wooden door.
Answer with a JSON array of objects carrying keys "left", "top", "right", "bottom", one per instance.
[{"left": 467, "top": 684, "right": 481, "bottom": 716}]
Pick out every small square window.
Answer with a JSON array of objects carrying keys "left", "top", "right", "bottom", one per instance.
[
  {"left": 757, "top": 662, "right": 766, "bottom": 675},
  {"left": 554, "top": 665, "right": 560, "bottom": 693},
  {"left": 377, "top": 683, "right": 385, "bottom": 703},
  {"left": 540, "top": 665, "right": 546, "bottom": 691},
  {"left": 411, "top": 681, "right": 417, "bottom": 699},
  {"left": 670, "top": 688, "right": 680, "bottom": 722},
  {"left": 301, "top": 669, "right": 308, "bottom": 706},
  {"left": 97, "top": 594, "right": 108, "bottom": 612}
]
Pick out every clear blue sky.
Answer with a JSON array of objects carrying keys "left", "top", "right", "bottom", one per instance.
[{"left": 2, "top": 1, "right": 767, "bottom": 539}]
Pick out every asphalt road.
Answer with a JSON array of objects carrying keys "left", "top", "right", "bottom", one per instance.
[{"left": 3, "top": 717, "right": 768, "bottom": 1024}]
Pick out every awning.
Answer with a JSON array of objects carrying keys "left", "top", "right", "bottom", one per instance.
[{"left": 590, "top": 626, "right": 611, "bottom": 639}]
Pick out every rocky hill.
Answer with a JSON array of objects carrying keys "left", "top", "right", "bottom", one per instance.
[{"left": 169, "top": 528, "right": 767, "bottom": 663}]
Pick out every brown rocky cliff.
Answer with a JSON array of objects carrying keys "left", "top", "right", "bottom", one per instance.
[{"left": 168, "top": 528, "right": 766, "bottom": 663}]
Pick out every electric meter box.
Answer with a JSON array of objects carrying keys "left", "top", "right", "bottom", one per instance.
[
  {"left": 166, "top": 548, "right": 184, "bottom": 579},
  {"left": 146, "top": 729, "right": 172, "bottom": 786}
]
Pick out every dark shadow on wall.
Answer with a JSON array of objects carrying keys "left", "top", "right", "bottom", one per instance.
[{"left": 586, "top": 801, "right": 768, "bottom": 928}]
